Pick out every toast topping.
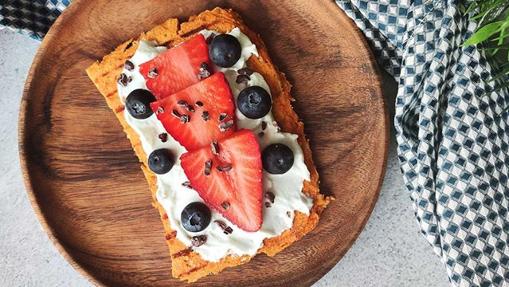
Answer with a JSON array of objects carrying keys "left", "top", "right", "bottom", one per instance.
[
  {"left": 116, "top": 27, "right": 312, "bottom": 262},
  {"left": 214, "top": 220, "right": 233, "bottom": 235},
  {"left": 139, "top": 34, "right": 212, "bottom": 99},
  {"left": 209, "top": 34, "right": 242, "bottom": 68},
  {"left": 181, "top": 130, "right": 263, "bottom": 232},
  {"left": 181, "top": 202, "right": 212, "bottom": 232},
  {"left": 151, "top": 73, "right": 236, "bottom": 151},
  {"left": 124, "top": 60, "right": 135, "bottom": 71}
]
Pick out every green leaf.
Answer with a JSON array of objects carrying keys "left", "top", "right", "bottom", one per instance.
[
  {"left": 464, "top": 21, "right": 504, "bottom": 46},
  {"left": 494, "top": 81, "right": 509, "bottom": 92},
  {"left": 464, "top": 2, "right": 478, "bottom": 15},
  {"left": 489, "top": 65, "right": 509, "bottom": 82},
  {"left": 498, "top": 27, "right": 506, "bottom": 45}
]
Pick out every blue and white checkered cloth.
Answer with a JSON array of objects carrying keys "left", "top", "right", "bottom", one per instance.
[
  {"left": 0, "top": 0, "right": 69, "bottom": 39},
  {"left": 336, "top": 0, "right": 509, "bottom": 285},
  {"left": 2, "top": 0, "right": 509, "bottom": 285}
]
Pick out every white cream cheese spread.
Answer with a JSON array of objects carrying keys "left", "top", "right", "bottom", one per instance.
[{"left": 116, "top": 28, "right": 312, "bottom": 262}]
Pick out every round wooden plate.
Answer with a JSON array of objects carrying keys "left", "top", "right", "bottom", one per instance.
[{"left": 19, "top": 0, "right": 388, "bottom": 286}]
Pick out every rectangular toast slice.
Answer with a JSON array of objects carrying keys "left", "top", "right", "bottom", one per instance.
[{"left": 86, "top": 7, "right": 330, "bottom": 282}]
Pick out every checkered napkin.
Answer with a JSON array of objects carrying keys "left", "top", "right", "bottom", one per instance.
[
  {"left": 336, "top": 0, "right": 509, "bottom": 285},
  {"left": 3, "top": 0, "right": 509, "bottom": 285},
  {"left": 0, "top": 0, "right": 68, "bottom": 39}
]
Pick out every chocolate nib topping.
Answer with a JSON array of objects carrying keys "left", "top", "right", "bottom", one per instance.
[
  {"left": 148, "top": 67, "right": 158, "bottom": 78},
  {"left": 236, "top": 74, "right": 250, "bottom": 84},
  {"left": 172, "top": 109, "right": 190, "bottom": 123},
  {"left": 124, "top": 60, "right": 135, "bottom": 71},
  {"left": 198, "top": 62, "right": 211, "bottom": 80},
  {"left": 211, "top": 141, "right": 219, "bottom": 155},
  {"left": 177, "top": 100, "right": 195, "bottom": 112},
  {"left": 117, "top": 73, "right": 132, "bottom": 86},
  {"left": 219, "top": 120, "right": 234, "bottom": 132},
  {"left": 221, "top": 201, "right": 230, "bottom": 210},
  {"left": 158, "top": 133, "right": 168, "bottom": 142},
  {"left": 172, "top": 109, "right": 181, "bottom": 118},
  {"left": 156, "top": 106, "right": 165, "bottom": 114},
  {"left": 191, "top": 235, "right": 207, "bottom": 247},
  {"left": 219, "top": 113, "right": 228, "bottom": 121},
  {"left": 180, "top": 114, "right": 190, "bottom": 123},
  {"left": 214, "top": 220, "right": 233, "bottom": 235},
  {"left": 238, "top": 67, "right": 254, "bottom": 76},
  {"left": 204, "top": 160, "right": 212, "bottom": 176},
  {"left": 216, "top": 164, "right": 232, "bottom": 172},
  {"left": 265, "top": 191, "right": 275, "bottom": 203},
  {"left": 202, "top": 111, "right": 210, "bottom": 121}
]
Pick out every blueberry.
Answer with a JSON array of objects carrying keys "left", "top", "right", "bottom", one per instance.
[
  {"left": 209, "top": 34, "right": 242, "bottom": 67},
  {"left": 237, "top": 86, "right": 272, "bottom": 119},
  {"left": 181, "top": 202, "right": 211, "bottom": 232},
  {"left": 262, "top": 144, "right": 294, "bottom": 174},
  {"left": 148, "top": 149, "right": 174, "bottom": 174},
  {"left": 126, "top": 89, "right": 156, "bottom": 119}
]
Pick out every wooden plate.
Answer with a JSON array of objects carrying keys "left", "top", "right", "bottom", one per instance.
[{"left": 19, "top": 0, "right": 388, "bottom": 286}]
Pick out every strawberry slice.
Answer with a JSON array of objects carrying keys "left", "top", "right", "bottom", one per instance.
[
  {"left": 180, "top": 130, "right": 263, "bottom": 232},
  {"left": 139, "top": 34, "right": 212, "bottom": 99},
  {"left": 151, "top": 72, "right": 236, "bottom": 151}
]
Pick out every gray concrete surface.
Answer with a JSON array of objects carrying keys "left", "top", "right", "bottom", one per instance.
[{"left": 0, "top": 28, "right": 450, "bottom": 286}]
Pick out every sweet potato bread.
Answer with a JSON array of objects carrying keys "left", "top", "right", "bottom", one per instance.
[{"left": 86, "top": 7, "right": 330, "bottom": 282}]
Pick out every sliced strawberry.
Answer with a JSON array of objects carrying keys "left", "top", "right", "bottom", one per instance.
[
  {"left": 151, "top": 72, "right": 236, "bottom": 151},
  {"left": 139, "top": 34, "right": 212, "bottom": 99},
  {"left": 180, "top": 130, "right": 263, "bottom": 232}
]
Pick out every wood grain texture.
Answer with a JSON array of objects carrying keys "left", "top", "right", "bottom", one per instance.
[{"left": 19, "top": 0, "right": 388, "bottom": 286}]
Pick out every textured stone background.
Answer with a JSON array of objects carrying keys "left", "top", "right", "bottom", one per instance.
[{"left": 0, "top": 28, "right": 449, "bottom": 286}]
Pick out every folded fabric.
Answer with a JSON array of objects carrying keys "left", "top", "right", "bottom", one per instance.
[
  {"left": 0, "top": 0, "right": 68, "bottom": 39},
  {"left": 336, "top": 0, "right": 509, "bottom": 286}
]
